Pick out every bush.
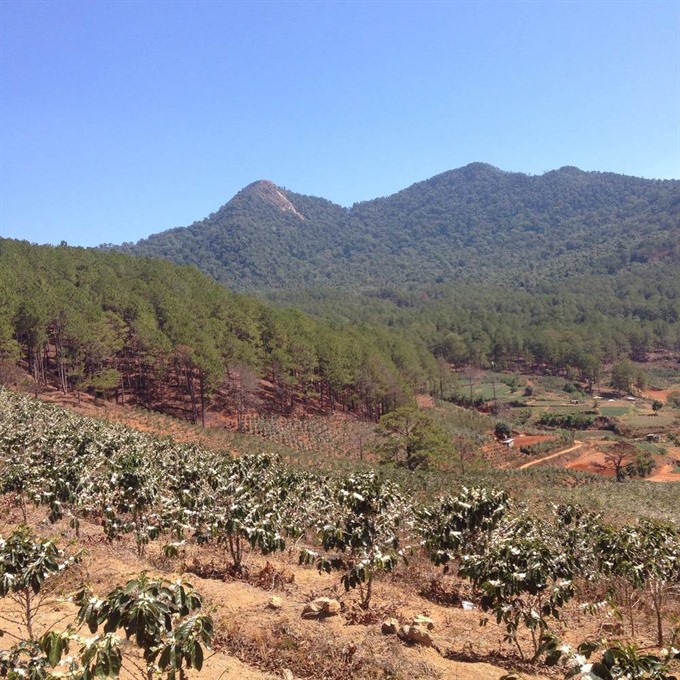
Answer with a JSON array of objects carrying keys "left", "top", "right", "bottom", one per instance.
[
  {"left": 625, "top": 451, "right": 656, "bottom": 479},
  {"left": 502, "top": 375, "right": 521, "bottom": 392},
  {"left": 494, "top": 422, "right": 512, "bottom": 439},
  {"left": 508, "top": 408, "right": 531, "bottom": 425},
  {"left": 538, "top": 413, "right": 594, "bottom": 430}
]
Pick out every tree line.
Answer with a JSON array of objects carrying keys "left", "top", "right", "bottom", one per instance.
[
  {"left": 0, "top": 239, "right": 437, "bottom": 423},
  {"left": 117, "top": 164, "right": 680, "bottom": 291}
]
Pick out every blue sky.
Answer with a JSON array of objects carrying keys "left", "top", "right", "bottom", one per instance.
[{"left": 1, "top": 0, "right": 678, "bottom": 247}]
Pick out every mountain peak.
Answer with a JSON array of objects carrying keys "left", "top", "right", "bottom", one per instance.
[
  {"left": 460, "top": 162, "right": 501, "bottom": 173},
  {"left": 117, "top": 165, "right": 678, "bottom": 291},
  {"left": 244, "top": 179, "right": 278, "bottom": 192},
  {"left": 456, "top": 162, "right": 503, "bottom": 178},
  {"left": 237, "top": 180, "right": 304, "bottom": 219},
  {"left": 544, "top": 165, "right": 586, "bottom": 177}
]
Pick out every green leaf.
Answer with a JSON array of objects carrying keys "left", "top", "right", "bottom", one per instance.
[
  {"left": 42, "top": 631, "right": 64, "bottom": 667},
  {"left": 192, "top": 642, "right": 204, "bottom": 670},
  {"left": 590, "top": 661, "right": 613, "bottom": 679},
  {"left": 159, "top": 644, "right": 172, "bottom": 670}
]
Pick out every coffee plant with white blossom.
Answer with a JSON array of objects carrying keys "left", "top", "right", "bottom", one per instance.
[
  {"left": 1, "top": 388, "right": 679, "bottom": 677},
  {"left": 300, "top": 471, "right": 412, "bottom": 609}
]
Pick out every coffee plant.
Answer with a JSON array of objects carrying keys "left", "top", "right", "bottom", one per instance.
[
  {"left": 1, "top": 631, "right": 123, "bottom": 680},
  {"left": 300, "top": 471, "right": 410, "bottom": 609},
  {"left": 0, "top": 526, "right": 123, "bottom": 680},
  {"left": 76, "top": 574, "right": 213, "bottom": 680},
  {"left": 595, "top": 519, "right": 680, "bottom": 645},
  {"left": 541, "top": 637, "right": 680, "bottom": 679},
  {"left": 0, "top": 525, "right": 79, "bottom": 640},
  {"left": 417, "top": 486, "right": 509, "bottom": 568},
  {"left": 190, "top": 454, "right": 292, "bottom": 572},
  {"left": 459, "top": 514, "right": 579, "bottom": 661},
  {"left": 1, "top": 389, "right": 680, "bottom": 672}
]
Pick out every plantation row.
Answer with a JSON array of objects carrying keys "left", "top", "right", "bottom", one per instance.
[
  {"left": 1, "top": 389, "right": 679, "bottom": 679},
  {"left": 238, "top": 413, "right": 378, "bottom": 461}
]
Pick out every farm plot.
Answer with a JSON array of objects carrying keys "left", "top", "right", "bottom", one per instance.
[
  {"left": 623, "top": 412, "right": 676, "bottom": 428},
  {"left": 598, "top": 404, "right": 631, "bottom": 417},
  {"left": 514, "top": 393, "right": 596, "bottom": 429},
  {"left": 430, "top": 399, "right": 494, "bottom": 436},
  {"left": 236, "top": 413, "right": 379, "bottom": 462},
  {"left": 3, "top": 388, "right": 679, "bottom": 680}
]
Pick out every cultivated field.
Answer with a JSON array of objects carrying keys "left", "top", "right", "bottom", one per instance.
[{"left": 2, "top": 383, "right": 680, "bottom": 680}]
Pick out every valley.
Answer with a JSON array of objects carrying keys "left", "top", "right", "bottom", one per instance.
[{"left": 1, "top": 164, "right": 679, "bottom": 679}]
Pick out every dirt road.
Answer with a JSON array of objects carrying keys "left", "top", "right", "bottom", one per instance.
[
  {"left": 517, "top": 441, "right": 583, "bottom": 470},
  {"left": 647, "top": 462, "right": 680, "bottom": 482}
]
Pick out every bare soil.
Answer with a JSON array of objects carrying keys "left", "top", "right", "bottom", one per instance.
[
  {"left": 564, "top": 441, "right": 680, "bottom": 482},
  {"left": 564, "top": 447, "right": 616, "bottom": 477},
  {"left": 647, "top": 444, "right": 680, "bottom": 482},
  {"left": 513, "top": 434, "right": 553, "bottom": 447},
  {"left": 0, "top": 504, "right": 555, "bottom": 680},
  {"left": 416, "top": 394, "right": 435, "bottom": 409},
  {"left": 640, "top": 387, "right": 679, "bottom": 404}
]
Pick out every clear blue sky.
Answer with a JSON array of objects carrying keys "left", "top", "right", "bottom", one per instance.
[{"left": 1, "top": 0, "right": 679, "bottom": 247}]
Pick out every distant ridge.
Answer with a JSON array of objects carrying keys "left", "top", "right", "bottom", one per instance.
[{"left": 113, "top": 164, "right": 680, "bottom": 291}]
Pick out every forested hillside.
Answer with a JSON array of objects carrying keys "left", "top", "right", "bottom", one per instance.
[
  {"left": 115, "top": 164, "right": 680, "bottom": 291},
  {"left": 3, "top": 164, "right": 679, "bottom": 421},
  {"left": 0, "top": 239, "right": 436, "bottom": 422},
  {"left": 268, "top": 262, "right": 680, "bottom": 381},
  {"left": 108, "top": 164, "right": 680, "bottom": 379}
]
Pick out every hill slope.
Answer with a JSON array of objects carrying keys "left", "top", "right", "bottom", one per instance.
[
  {"left": 115, "top": 164, "right": 680, "bottom": 291},
  {"left": 0, "top": 239, "right": 432, "bottom": 422}
]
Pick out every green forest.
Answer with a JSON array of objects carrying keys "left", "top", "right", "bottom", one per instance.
[
  {"left": 3, "top": 165, "right": 680, "bottom": 425},
  {"left": 0, "top": 239, "right": 435, "bottom": 423},
  {"left": 3, "top": 236, "right": 679, "bottom": 428},
  {"left": 267, "top": 261, "right": 680, "bottom": 383},
  {"left": 115, "top": 164, "right": 680, "bottom": 291}
]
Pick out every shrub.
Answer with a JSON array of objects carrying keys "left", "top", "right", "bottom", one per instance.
[
  {"left": 494, "top": 422, "right": 512, "bottom": 439},
  {"left": 459, "top": 515, "right": 578, "bottom": 661},
  {"left": 76, "top": 574, "right": 214, "bottom": 679},
  {"left": 300, "top": 472, "right": 409, "bottom": 609},
  {"left": 417, "top": 487, "right": 509, "bottom": 567},
  {"left": 538, "top": 413, "right": 594, "bottom": 430}
]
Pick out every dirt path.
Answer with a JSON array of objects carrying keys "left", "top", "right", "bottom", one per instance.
[
  {"left": 517, "top": 441, "right": 583, "bottom": 470},
  {"left": 647, "top": 462, "right": 680, "bottom": 483}
]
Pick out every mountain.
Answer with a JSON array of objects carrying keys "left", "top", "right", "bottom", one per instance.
[
  {"left": 115, "top": 179, "right": 350, "bottom": 290},
  {"left": 4, "top": 166, "right": 679, "bottom": 423},
  {"left": 114, "top": 164, "right": 680, "bottom": 291}
]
